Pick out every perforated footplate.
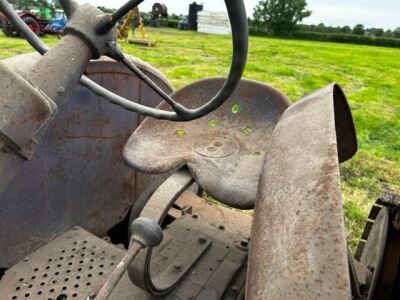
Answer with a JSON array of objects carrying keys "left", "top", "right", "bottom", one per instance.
[{"left": 0, "top": 226, "right": 124, "bottom": 300}]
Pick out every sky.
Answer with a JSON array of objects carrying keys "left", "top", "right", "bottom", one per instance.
[{"left": 79, "top": 0, "right": 400, "bottom": 30}]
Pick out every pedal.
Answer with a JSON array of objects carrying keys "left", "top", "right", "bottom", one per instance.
[{"left": 0, "top": 227, "right": 124, "bottom": 300}]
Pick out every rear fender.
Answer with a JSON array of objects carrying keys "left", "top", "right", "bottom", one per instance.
[{"left": 247, "top": 84, "right": 356, "bottom": 299}]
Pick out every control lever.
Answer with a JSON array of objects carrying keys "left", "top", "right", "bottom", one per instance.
[{"left": 93, "top": 217, "right": 163, "bottom": 300}]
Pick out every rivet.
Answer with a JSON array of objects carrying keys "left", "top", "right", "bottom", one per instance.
[
  {"left": 231, "top": 285, "right": 239, "bottom": 292},
  {"left": 173, "top": 264, "right": 182, "bottom": 271},
  {"left": 198, "top": 235, "right": 207, "bottom": 244},
  {"left": 23, "top": 257, "right": 29, "bottom": 262},
  {"left": 57, "top": 87, "right": 65, "bottom": 96}
]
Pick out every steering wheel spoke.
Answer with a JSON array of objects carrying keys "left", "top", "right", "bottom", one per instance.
[{"left": 0, "top": 0, "right": 248, "bottom": 121}]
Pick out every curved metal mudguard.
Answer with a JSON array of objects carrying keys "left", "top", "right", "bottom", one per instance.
[
  {"left": 0, "top": 53, "right": 173, "bottom": 268},
  {"left": 246, "top": 84, "right": 357, "bottom": 299}
]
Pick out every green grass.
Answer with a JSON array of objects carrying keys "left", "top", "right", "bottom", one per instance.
[{"left": 1, "top": 28, "right": 399, "bottom": 250}]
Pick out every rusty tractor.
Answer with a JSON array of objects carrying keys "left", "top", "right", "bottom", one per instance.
[
  {"left": 0, "top": 0, "right": 399, "bottom": 299},
  {"left": 0, "top": 10, "right": 46, "bottom": 36}
]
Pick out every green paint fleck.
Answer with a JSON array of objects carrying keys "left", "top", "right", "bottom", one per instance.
[
  {"left": 208, "top": 119, "right": 217, "bottom": 128},
  {"left": 231, "top": 103, "right": 240, "bottom": 114},
  {"left": 176, "top": 129, "right": 186, "bottom": 136},
  {"left": 243, "top": 127, "right": 252, "bottom": 136},
  {"left": 251, "top": 151, "right": 261, "bottom": 157}
]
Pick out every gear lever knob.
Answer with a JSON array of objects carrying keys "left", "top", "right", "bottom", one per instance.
[{"left": 130, "top": 217, "right": 163, "bottom": 248}]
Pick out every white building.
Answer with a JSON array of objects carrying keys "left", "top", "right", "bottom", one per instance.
[{"left": 197, "top": 11, "right": 231, "bottom": 35}]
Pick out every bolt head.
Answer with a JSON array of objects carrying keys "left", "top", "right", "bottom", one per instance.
[
  {"left": 57, "top": 86, "right": 65, "bottom": 96},
  {"left": 198, "top": 235, "right": 207, "bottom": 244},
  {"left": 173, "top": 263, "right": 182, "bottom": 271}
]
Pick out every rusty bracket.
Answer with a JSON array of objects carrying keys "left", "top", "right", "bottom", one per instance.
[
  {"left": 0, "top": 63, "right": 55, "bottom": 159},
  {"left": 197, "top": 244, "right": 247, "bottom": 299},
  {"left": 153, "top": 235, "right": 212, "bottom": 290},
  {"left": 127, "top": 168, "right": 202, "bottom": 296}
]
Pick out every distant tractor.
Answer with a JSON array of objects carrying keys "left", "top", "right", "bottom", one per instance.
[
  {"left": 0, "top": 11, "right": 44, "bottom": 36},
  {"left": 43, "top": 9, "right": 67, "bottom": 34},
  {"left": 0, "top": 9, "right": 66, "bottom": 37}
]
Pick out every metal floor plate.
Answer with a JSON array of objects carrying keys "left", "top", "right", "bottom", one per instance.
[
  {"left": 0, "top": 192, "right": 252, "bottom": 300},
  {"left": 0, "top": 227, "right": 124, "bottom": 300}
]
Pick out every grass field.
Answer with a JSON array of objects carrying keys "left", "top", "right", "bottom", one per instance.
[{"left": 1, "top": 28, "right": 399, "bottom": 250}]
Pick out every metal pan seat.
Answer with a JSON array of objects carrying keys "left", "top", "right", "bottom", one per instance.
[{"left": 124, "top": 78, "right": 291, "bottom": 209}]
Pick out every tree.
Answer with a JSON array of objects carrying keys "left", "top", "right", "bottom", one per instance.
[
  {"left": 341, "top": 26, "right": 351, "bottom": 34},
  {"left": 316, "top": 23, "right": 325, "bottom": 32},
  {"left": 353, "top": 24, "right": 365, "bottom": 35},
  {"left": 368, "top": 27, "right": 384, "bottom": 37},
  {"left": 253, "top": 0, "right": 312, "bottom": 34},
  {"left": 394, "top": 27, "right": 400, "bottom": 38},
  {"left": 374, "top": 28, "right": 384, "bottom": 37}
]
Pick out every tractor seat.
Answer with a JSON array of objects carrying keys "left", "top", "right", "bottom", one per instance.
[{"left": 123, "top": 78, "right": 291, "bottom": 209}]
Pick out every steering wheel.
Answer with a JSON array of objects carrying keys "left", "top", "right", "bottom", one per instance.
[{"left": 0, "top": 0, "right": 248, "bottom": 121}]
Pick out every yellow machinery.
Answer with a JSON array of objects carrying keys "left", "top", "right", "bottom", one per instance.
[{"left": 117, "top": 7, "right": 157, "bottom": 47}]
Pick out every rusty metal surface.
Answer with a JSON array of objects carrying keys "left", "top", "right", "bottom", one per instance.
[
  {"left": 111, "top": 190, "right": 252, "bottom": 300},
  {"left": 0, "top": 59, "right": 54, "bottom": 203},
  {"left": 370, "top": 213, "right": 400, "bottom": 300},
  {"left": 124, "top": 78, "right": 291, "bottom": 209},
  {"left": 0, "top": 226, "right": 125, "bottom": 300},
  {"left": 247, "top": 84, "right": 354, "bottom": 299},
  {"left": 0, "top": 63, "right": 54, "bottom": 150},
  {"left": 359, "top": 207, "right": 389, "bottom": 299},
  {"left": 175, "top": 191, "right": 253, "bottom": 236},
  {"left": 352, "top": 192, "right": 400, "bottom": 299},
  {"left": 355, "top": 192, "right": 400, "bottom": 300},
  {"left": 0, "top": 53, "right": 173, "bottom": 268},
  {"left": 0, "top": 139, "right": 24, "bottom": 198},
  {"left": 26, "top": 34, "right": 92, "bottom": 105}
]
